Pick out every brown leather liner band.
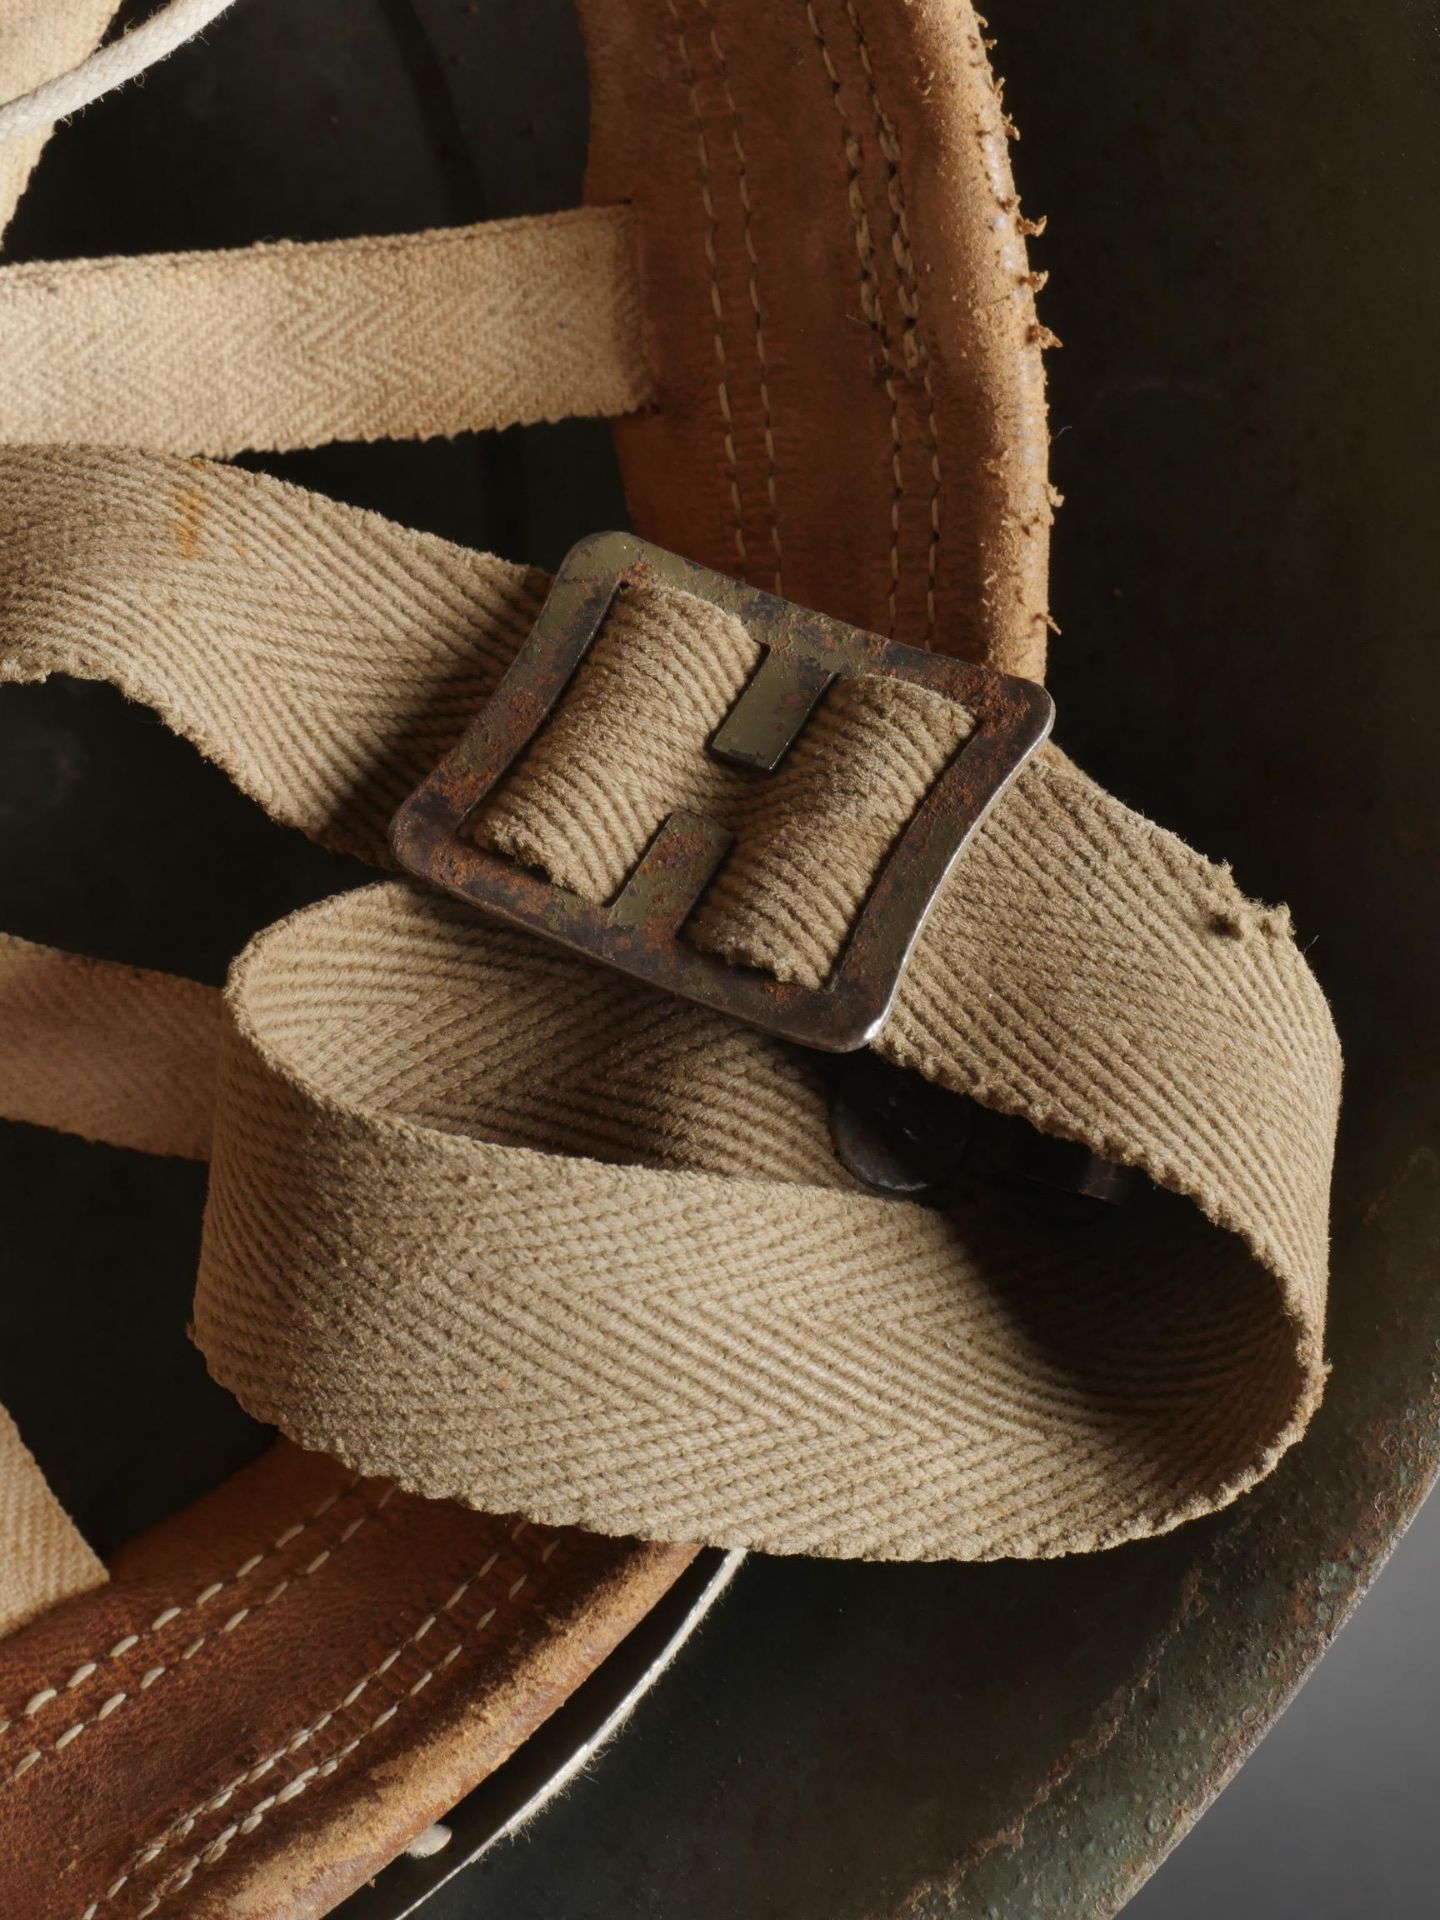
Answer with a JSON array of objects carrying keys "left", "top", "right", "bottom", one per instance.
[
  {"left": 580, "top": 0, "right": 1052, "bottom": 674},
  {"left": 0, "top": 1442, "right": 692, "bottom": 1920}
]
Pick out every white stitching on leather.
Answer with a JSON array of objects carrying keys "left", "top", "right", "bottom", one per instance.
[
  {"left": 3, "top": 1485, "right": 391, "bottom": 1783},
  {"left": 664, "top": 0, "right": 750, "bottom": 576},
  {"left": 698, "top": 2, "right": 783, "bottom": 592},
  {"left": 0, "top": 1477, "right": 364, "bottom": 1739},
  {"left": 83, "top": 1518, "right": 539, "bottom": 1920},
  {"left": 803, "top": 0, "right": 902, "bottom": 634},
  {"left": 839, "top": 0, "right": 942, "bottom": 643},
  {"left": 803, "top": 0, "right": 942, "bottom": 644}
]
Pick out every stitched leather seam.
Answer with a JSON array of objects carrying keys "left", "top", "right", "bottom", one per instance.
[
  {"left": 664, "top": 0, "right": 749, "bottom": 576},
  {"left": 0, "top": 1476, "right": 364, "bottom": 1739},
  {"left": 695, "top": 0, "right": 783, "bottom": 592},
  {"left": 83, "top": 1524, "right": 557, "bottom": 1920},
  {"left": 802, "top": 0, "right": 902, "bottom": 635},
  {"left": 4, "top": 1486, "right": 393, "bottom": 1786},
  {"left": 838, "top": 0, "right": 942, "bottom": 644},
  {"left": 803, "top": 0, "right": 942, "bottom": 644}
]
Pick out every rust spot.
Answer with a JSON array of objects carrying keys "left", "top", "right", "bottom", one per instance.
[
  {"left": 391, "top": 531, "right": 1054, "bottom": 1054},
  {"left": 173, "top": 485, "right": 209, "bottom": 560}
]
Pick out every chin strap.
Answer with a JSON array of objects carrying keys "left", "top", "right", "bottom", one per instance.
[{"left": 0, "top": 445, "right": 1340, "bottom": 1564}]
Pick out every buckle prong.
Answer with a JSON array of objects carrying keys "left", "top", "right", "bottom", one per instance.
[
  {"left": 606, "top": 810, "right": 733, "bottom": 934},
  {"left": 710, "top": 647, "right": 836, "bottom": 773},
  {"left": 390, "top": 532, "right": 1054, "bottom": 1052}
]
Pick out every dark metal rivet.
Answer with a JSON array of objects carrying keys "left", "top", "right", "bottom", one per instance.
[
  {"left": 1011, "top": 1130, "right": 1139, "bottom": 1224},
  {"left": 827, "top": 1053, "right": 973, "bottom": 1199}
]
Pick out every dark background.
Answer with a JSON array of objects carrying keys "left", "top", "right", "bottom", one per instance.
[{"left": 2, "top": 2, "right": 1437, "bottom": 1914}]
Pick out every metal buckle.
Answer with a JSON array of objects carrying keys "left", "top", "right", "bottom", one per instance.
[{"left": 389, "top": 532, "right": 1054, "bottom": 1052}]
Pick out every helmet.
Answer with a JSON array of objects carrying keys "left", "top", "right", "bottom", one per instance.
[{"left": 0, "top": 4, "right": 1365, "bottom": 1916}]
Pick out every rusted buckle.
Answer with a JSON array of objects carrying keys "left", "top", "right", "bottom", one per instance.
[{"left": 389, "top": 532, "right": 1054, "bottom": 1052}]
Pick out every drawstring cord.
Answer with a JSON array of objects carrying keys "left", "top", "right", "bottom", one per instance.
[{"left": 0, "top": 0, "right": 242, "bottom": 144}]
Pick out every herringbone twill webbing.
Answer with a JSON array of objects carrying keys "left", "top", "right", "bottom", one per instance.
[
  {"left": 0, "top": 1407, "right": 105, "bottom": 1639},
  {"left": 0, "top": 447, "right": 1341, "bottom": 1561},
  {"left": 0, "top": 209, "right": 651, "bottom": 455}
]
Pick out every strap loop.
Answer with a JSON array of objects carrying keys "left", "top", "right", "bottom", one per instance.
[{"left": 0, "top": 446, "right": 1341, "bottom": 1561}]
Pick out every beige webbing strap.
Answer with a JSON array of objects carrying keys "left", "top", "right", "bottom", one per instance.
[
  {"left": 0, "top": 208, "right": 651, "bottom": 455},
  {"left": 0, "top": 934, "right": 218, "bottom": 1159},
  {"left": 0, "top": 3, "right": 129, "bottom": 1625},
  {"left": 0, "top": 446, "right": 1341, "bottom": 1562},
  {"left": 0, "top": 2, "right": 123, "bottom": 246},
  {"left": 0, "top": 1408, "right": 105, "bottom": 1637}
]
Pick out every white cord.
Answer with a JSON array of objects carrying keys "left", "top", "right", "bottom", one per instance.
[{"left": 0, "top": 0, "right": 244, "bottom": 144}]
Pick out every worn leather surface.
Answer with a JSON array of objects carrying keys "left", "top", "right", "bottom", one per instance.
[
  {"left": 579, "top": 0, "right": 1051, "bottom": 675},
  {"left": 0, "top": 1440, "right": 691, "bottom": 1919}
]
